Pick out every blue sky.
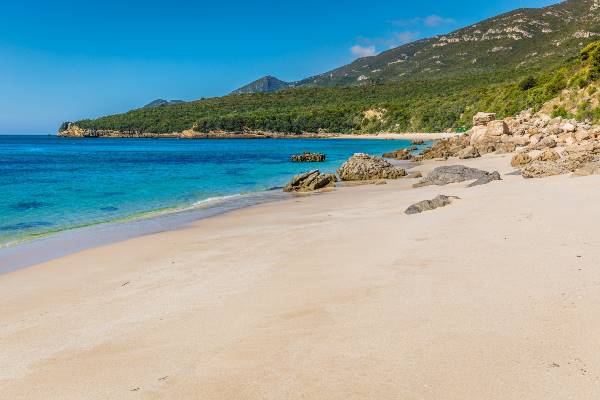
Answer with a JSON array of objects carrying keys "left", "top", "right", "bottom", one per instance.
[{"left": 0, "top": 0, "right": 558, "bottom": 134}]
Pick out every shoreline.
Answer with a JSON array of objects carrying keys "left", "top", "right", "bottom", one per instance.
[
  {"left": 4, "top": 152, "right": 600, "bottom": 398},
  {"left": 56, "top": 129, "right": 456, "bottom": 141}
]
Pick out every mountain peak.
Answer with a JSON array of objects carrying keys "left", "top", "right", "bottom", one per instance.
[{"left": 231, "top": 76, "right": 295, "bottom": 94}]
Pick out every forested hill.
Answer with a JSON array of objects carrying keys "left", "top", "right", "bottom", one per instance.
[{"left": 61, "top": 0, "right": 600, "bottom": 136}]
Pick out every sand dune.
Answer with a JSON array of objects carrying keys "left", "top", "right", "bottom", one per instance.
[{"left": 2, "top": 153, "right": 600, "bottom": 399}]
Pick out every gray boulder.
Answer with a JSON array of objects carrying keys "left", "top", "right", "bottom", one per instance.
[
  {"left": 405, "top": 195, "right": 460, "bottom": 215},
  {"left": 338, "top": 153, "right": 406, "bottom": 181},
  {"left": 414, "top": 165, "right": 494, "bottom": 187},
  {"left": 467, "top": 171, "right": 501, "bottom": 187}
]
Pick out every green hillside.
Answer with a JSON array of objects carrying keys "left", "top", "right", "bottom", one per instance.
[{"left": 64, "top": 0, "right": 600, "bottom": 136}]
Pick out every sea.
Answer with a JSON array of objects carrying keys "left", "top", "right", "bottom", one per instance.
[{"left": 0, "top": 135, "right": 420, "bottom": 271}]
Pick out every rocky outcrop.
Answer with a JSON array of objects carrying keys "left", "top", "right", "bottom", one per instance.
[
  {"left": 283, "top": 170, "right": 337, "bottom": 192},
  {"left": 511, "top": 153, "right": 532, "bottom": 167},
  {"left": 414, "top": 165, "right": 496, "bottom": 187},
  {"left": 457, "top": 145, "right": 480, "bottom": 159},
  {"left": 382, "top": 148, "right": 412, "bottom": 160},
  {"left": 291, "top": 152, "right": 326, "bottom": 162},
  {"left": 337, "top": 153, "right": 406, "bottom": 181},
  {"left": 405, "top": 195, "right": 460, "bottom": 215},
  {"left": 473, "top": 112, "right": 496, "bottom": 126},
  {"left": 573, "top": 162, "right": 600, "bottom": 177},
  {"left": 521, "top": 161, "right": 568, "bottom": 179}
]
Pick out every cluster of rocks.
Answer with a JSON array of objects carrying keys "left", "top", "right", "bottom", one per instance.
[
  {"left": 283, "top": 170, "right": 337, "bottom": 192},
  {"left": 283, "top": 153, "right": 411, "bottom": 193},
  {"left": 290, "top": 152, "right": 326, "bottom": 162},
  {"left": 418, "top": 111, "right": 600, "bottom": 178}
]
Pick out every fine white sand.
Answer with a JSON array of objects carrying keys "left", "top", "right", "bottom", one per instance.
[{"left": 2, "top": 153, "right": 600, "bottom": 399}]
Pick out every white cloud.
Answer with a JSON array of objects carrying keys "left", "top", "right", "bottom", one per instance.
[
  {"left": 350, "top": 44, "right": 377, "bottom": 58},
  {"left": 423, "top": 15, "right": 456, "bottom": 27},
  {"left": 390, "top": 15, "right": 456, "bottom": 28}
]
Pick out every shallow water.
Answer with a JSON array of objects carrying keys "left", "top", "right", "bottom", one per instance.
[{"left": 1, "top": 136, "right": 420, "bottom": 247}]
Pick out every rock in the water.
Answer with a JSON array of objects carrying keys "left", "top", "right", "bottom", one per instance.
[
  {"left": 457, "top": 145, "right": 480, "bottom": 159},
  {"left": 382, "top": 148, "right": 412, "bottom": 160},
  {"left": 283, "top": 170, "right": 336, "bottom": 192},
  {"left": 411, "top": 139, "right": 425, "bottom": 145},
  {"left": 467, "top": 171, "right": 501, "bottom": 187},
  {"left": 291, "top": 152, "right": 326, "bottom": 162},
  {"left": 473, "top": 112, "right": 496, "bottom": 126},
  {"left": 337, "top": 153, "right": 406, "bottom": 181},
  {"left": 511, "top": 153, "right": 532, "bottom": 167},
  {"left": 405, "top": 195, "right": 460, "bottom": 215},
  {"left": 414, "top": 165, "right": 493, "bottom": 187}
]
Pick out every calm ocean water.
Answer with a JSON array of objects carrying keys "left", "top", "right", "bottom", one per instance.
[{"left": 0, "top": 135, "right": 417, "bottom": 247}]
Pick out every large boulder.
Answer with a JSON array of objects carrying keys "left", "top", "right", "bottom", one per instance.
[
  {"left": 486, "top": 120, "right": 509, "bottom": 136},
  {"left": 473, "top": 112, "right": 496, "bottom": 126},
  {"left": 283, "top": 170, "right": 337, "bottom": 192},
  {"left": 468, "top": 125, "right": 488, "bottom": 145},
  {"left": 414, "top": 165, "right": 495, "bottom": 187},
  {"left": 291, "top": 152, "right": 326, "bottom": 162},
  {"left": 337, "top": 153, "right": 406, "bottom": 181},
  {"left": 405, "top": 195, "right": 460, "bottom": 215}
]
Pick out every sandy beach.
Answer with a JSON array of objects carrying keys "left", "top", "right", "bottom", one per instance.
[{"left": 2, "top": 153, "right": 600, "bottom": 399}]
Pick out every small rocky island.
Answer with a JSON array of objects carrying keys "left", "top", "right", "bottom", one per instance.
[{"left": 291, "top": 152, "right": 326, "bottom": 162}]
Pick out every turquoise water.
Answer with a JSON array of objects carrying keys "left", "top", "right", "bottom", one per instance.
[{"left": 1, "top": 136, "right": 417, "bottom": 246}]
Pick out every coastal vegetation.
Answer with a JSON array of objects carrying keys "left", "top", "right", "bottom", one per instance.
[
  {"left": 69, "top": 47, "right": 600, "bottom": 135},
  {"left": 65, "top": 0, "right": 600, "bottom": 136}
]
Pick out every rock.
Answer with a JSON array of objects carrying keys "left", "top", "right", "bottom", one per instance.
[
  {"left": 575, "top": 130, "right": 591, "bottom": 142},
  {"left": 469, "top": 125, "right": 488, "bottom": 145},
  {"left": 573, "top": 162, "right": 600, "bottom": 177},
  {"left": 291, "top": 152, "right": 326, "bottom": 162},
  {"left": 411, "top": 139, "right": 425, "bottom": 145},
  {"left": 283, "top": 170, "right": 336, "bottom": 192},
  {"left": 414, "top": 165, "right": 494, "bottom": 187},
  {"left": 473, "top": 112, "right": 496, "bottom": 126},
  {"left": 532, "top": 137, "right": 557, "bottom": 150},
  {"left": 457, "top": 145, "right": 480, "bottom": 159},
  {"left": 537, "top": 148, "right": 560, "bottom": 162},
  {"left": 405, "top": 195, "right": 460, "bottom": 215},
  {"left": 486, "top": 120, "right": 509, "bottom": 136},
  {"left": 382, "top": 148, "right": 412, "bottom": 160},
  {"left": 405, "top": 171, "right": 423, "bottom": 179},
  {"left": 337, "top": 153, "right": 406, "bottom": 181},
  {"left": 467, "top": 171, "right": 501, "bottom": 187},
  {"left": 521, "top": 161, "right": 568, "bottom": 179},
  {"left": 561, "top": 123, "right": 577, "bottom": 133},
  {"left": 495, "top": 142, "right": 517, "bottom": 154}
]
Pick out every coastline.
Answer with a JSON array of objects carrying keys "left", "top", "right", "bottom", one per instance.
[{"left": 4, "top": 152, "right": 600, "bottom": 398}]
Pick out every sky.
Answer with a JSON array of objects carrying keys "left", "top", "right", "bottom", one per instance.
[{"left": 0, "top": 0, "right": 559, "bottom": 134}]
